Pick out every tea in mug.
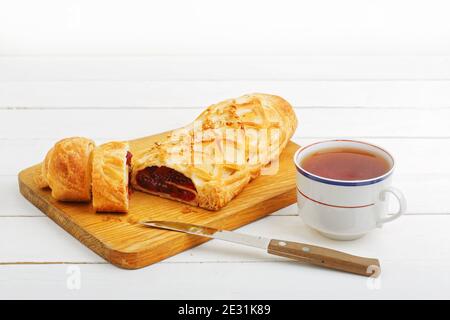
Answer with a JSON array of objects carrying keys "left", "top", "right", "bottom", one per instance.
[{"left": 300, "top": 147, "right": 390, "bottom": 181}]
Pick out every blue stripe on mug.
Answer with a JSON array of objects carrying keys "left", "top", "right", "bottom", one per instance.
[{"left": 296, "top": 165, "right": 392, "bottom": 186}]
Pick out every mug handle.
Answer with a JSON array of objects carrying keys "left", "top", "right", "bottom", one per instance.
[{"left": 376, "top": 186, "right": 407, "bottom": 227}]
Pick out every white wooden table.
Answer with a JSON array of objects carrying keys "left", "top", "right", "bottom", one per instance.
[{"left": 1, "top": 56, "right": 450, "bottom": 299}]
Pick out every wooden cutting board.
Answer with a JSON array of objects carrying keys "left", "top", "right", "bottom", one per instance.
[{"left": 18, "top": 132, "right": 299, "bottom": 269}]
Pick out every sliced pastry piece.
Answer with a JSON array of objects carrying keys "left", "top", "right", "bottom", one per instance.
[
  {"left": 36, "top": 137, "right": 95, "bottom": 201},
  {"left": 131, "top": 93, "right": 298, "bottom": 210},
  {"left": 91, "top": 141, "right": 132, "bottom": 213}
]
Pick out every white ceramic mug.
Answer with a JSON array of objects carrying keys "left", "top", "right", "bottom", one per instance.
[{"left": 294, "top": 140, "right": 406, "bottom": 240}]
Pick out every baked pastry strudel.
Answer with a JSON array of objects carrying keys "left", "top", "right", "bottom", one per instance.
[
  {"left": 92, "top": 141, "right": 132, "bottom": 213},
  {"left": 35, "top": 137, "right": 95, "bottom": 201},
  {"left": 131, "top": 93, "right": 298, "bottom": 210}
]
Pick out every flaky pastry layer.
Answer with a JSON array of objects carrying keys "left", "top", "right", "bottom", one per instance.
[{"left": 91, "top": 141, "right": 130, "bottom": 213}]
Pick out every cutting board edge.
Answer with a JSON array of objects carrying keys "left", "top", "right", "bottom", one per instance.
[
  {"left": 18, "top": 167, "right": 115, "bottom": 265},
  {"left": 18, "top": 165, "right": 297, "bottom": 270}
]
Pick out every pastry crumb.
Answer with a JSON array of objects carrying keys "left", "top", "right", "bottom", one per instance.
[
  {"left": 181, "top": 206, "right": 196, "bottom": 214},
  {"left": 101, "top": 216, "right": 122, "bottom": 223}
]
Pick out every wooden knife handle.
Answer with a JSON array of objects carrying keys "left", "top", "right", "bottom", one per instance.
[{"left": 267, "top": 239, "right": 380, "bottom": 277}]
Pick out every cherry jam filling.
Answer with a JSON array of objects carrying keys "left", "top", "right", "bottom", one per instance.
[
  {"left": 136, "top": 166, "right": 196, "bottom": 202},
  {"left": 126, "top": 151, "right": 132, "bottom": 166}
]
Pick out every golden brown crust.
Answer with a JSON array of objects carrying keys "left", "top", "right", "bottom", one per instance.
[
  {"left": 34, "top": 147, "right": 53, "bottom": 189},
  {"left": 45, "top": 137, "right": 95, "bottom": 201},
  {"left": 131, "top": 93, "right": 298, "bottom": 210},
  {"left": 91, "top": 141, "right": 130, "bottom": 213}
]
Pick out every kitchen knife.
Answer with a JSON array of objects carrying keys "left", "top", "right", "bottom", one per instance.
[{"left": 140, "top": 220, "right": 380, "bottom": 277}]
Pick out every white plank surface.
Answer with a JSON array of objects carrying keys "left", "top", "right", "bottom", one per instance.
[
  {"left": 2, "top": 81, "right": 450, "bottom": 108},
  {"left": 1, "top": 215, "right": 449, "bottom": 264},
  {"left": 2, "top": 56, "right": 450, "bottom": 81},
  {"left": 1, "top": 53, "right": 449, "bottom": 299},
  {"left": 1, "top": 108, "right": 448, "bottom": 140},
  {"left": 1, "top": 215, "right": 450, "bottom": 299},
  {"left": 2, "top": 261, "right": 450, "bottom": 299},
  {"left": 2, "top": 0, "right": 450, "bottom": 56}
]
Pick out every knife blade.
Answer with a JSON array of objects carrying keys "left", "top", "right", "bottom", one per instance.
[
  {"left": 140, "top": 220, "right": 381, "bottom": 277},
  {"left": 141, "top": 220, "right": 271, "bottom": 249}
]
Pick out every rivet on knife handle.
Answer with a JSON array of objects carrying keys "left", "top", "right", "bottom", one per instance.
[{"left": 267, "top": 239, "right": 381, "bottom": 277}]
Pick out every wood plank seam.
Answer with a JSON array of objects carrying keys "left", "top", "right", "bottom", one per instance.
[
  {"left": 1, "top": 212, "right": 450, "bottom": 217},
  {"left": 0, "top": 258, "right": 444, "bottom": 266},
  {"left": 2, "top": 106, "right": 450, "bottom": 110},
  {"left": 3, "top": 78, "right": 450, "bottom": 82}
]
